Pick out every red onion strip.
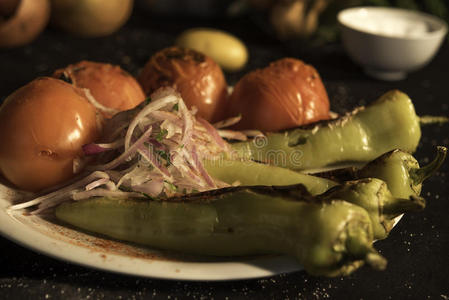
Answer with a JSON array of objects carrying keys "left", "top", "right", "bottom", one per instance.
[
  {"left": 217, "top": 129, "right": 248, "bottom": 141},
  {"left": 89, "top": 126, "right": 153, "bottom": 171},
  {"left": 125, "top": 91, "right": 178, "bottom": 151},
  {"left": 137, "top": 147, "right": 172, "bottom": 180},
  {"left": 197, "top": 117, "right": 228, "bottom": 150},
  {"left": 72, "top": 189, "right": 144, "bottom": 201},
  {"left": 9, "top": 171, "right": 110, "bottom": 210},
  {"left": 191, "top": 145, "right": 216, "bottom": 188}
]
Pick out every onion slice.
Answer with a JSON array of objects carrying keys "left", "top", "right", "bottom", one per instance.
[{"left": 9, "top": 87, "right": 234, "bottom": 214}]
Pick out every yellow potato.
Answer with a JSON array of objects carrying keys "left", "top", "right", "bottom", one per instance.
[{"left": 176, "top": 28, "right": 248, "bottom": 72}]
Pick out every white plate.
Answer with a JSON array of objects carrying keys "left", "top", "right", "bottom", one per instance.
[
  {"left": 0, "top": 183, "right": 302, "bottom": 281},
  {"left": 0, "top": 181, "right": 403, "bottom": 281}
]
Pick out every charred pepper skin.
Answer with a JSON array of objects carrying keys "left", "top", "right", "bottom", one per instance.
[
  {"left": 359, "top": 146, "right": 447, "bottom": 199},
  {"left": 230, "top": 90, "right": 421, "bottom": 170},
  {"left": 205, "top": 149, "right": 441, "bottom": 238},
  {"left": 321, "top": 178, "right": 425, "bottom": 240},
  {"left": 208, "top": 148, "right": 443, "bottom": 240},
  {"left": 55, "top": 184, "right": 386, "bottom": 277},
  {"left": 204, "top": 150, "right": 437, "bottom": 240},
  {"left": 316, "top": 146, "right": 447, "bottom": 199}
]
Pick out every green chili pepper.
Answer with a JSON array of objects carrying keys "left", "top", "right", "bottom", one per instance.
[
  {"left": 359, "top": 146, "right": 447, "bottom": 199},
  {"left": 208, "top": 150, "right": 439, "bottom": 240},
  {"left": 230, "top": 90, "right": 421, "bottom": 170},
  {"left": 321, "top": 178, "right": 425, "bottom": 240},
  {"left": 204, "top": 159, "right": 337, "bottom": 195},
  {"left": 316, "top": 146, "right": 447, "bottom": 199},
  {"left": 55, "top": 184, "right": 386, "bottom": 277}
]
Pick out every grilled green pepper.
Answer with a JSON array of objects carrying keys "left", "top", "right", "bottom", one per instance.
[
  {"left": 208, "top": 148, "right": 441, "bottom": 240},
  {"left": 321, "top": 178, "right": 425, "bottom": 240},
  {"left": 56, "top": 184, "right": 386, "bottom": 277},
  {"left": 204, "top": 159, "right": 337, "bottom": 195},
  {"left": 316, "top": 146, "right": 447, "bottom": 199},
  {"left": 230, "top": 90, "right": 421, "bottom": 170}
]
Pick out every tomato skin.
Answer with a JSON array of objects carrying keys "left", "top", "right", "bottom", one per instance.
[
  {"left": 226, "top": 58, "right": 330, "bottom": 132},
  {"left": 0, "top": 77, "right": 99, "bottom": 192},
  {"left": 53, "top": 60, "right": 146, "bottom": 118},
  {"left": 138, "top": 47, "right": 228, "bottom": 123}
]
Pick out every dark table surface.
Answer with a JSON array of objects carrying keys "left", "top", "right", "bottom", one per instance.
[{"left": 1, "top": 9, "right": 448, "bottom": 300}]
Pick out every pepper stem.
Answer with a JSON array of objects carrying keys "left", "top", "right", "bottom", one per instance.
[
  {"left": 382, "top": 195, "right": 426, "bottom": 215},
  {"left": 419, "top": 115, "right": 449, "bottom": 125},
  {"left": 410, "top": 146, "right": 447, "bottom": 185}
]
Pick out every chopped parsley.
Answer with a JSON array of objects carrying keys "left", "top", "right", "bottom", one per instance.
[
  {"left": 142, "top": 193, "right": 155, "bottom": 200},
  {"left": 164, "top": 180, "right": 177, "bottom": 191},
  {"left": 118, "top": 185, "right": 132, "bottom": 192},
  {"left": 156, "top": 150, "right": 171, "bottom": 166},
  {"left": 155, "top": 129, "right": 168, "bottom": 142}
]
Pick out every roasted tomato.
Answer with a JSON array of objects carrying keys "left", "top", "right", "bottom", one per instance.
[
  {"left": 53, "top": 60, "right": 146, "bottom": 118},
  {"left": 138, "top": 47, "right": 228, "bottom": 122},
  {"left": 226, "top": 58, "right": 330, "bottom": 131},
  {"left": 0, "top": 77, "right": 99, "bottom": 191}
]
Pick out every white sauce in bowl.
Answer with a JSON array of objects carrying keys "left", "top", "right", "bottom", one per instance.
[
  {"left": 338, "top": 7, "right": 441, "bottom": 39},
  {"left": 352, "top": 16, "right": 428, "bottom": 38}
]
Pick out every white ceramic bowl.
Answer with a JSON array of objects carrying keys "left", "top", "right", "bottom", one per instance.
[{"left": 338, "top": 7, "right": 448, "bottom": 80}]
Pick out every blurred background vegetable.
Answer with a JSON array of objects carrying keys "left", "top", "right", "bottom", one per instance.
[
  {"left": 0, "top": 0, "right": 50, "bottom": 48},
  {"left": 230, "top": 0, "right": 449, "bottom": 42},
  {"left": 50, "top": 0, "right": 133, "bottom": 37},
  {"left": 316, "top": 0, "right": 449, "bottom": 44},
  {"left": 1, "top": 0, "right": 447, "bottom": 48},
  {"left": 176, "top": 28, "right": 249, "bottom": 72}
]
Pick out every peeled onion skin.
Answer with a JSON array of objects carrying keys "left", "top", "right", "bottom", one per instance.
[
  {"left": 227, "top": 58, "right": 330, "bottom": 132},
  {"left": 138, "top": 47, "right": 228, "bottom": 123},
  {"left": 0, "top": 77, "right": 99, "bottom": 192},
  {"left": 53, "top": 61, "right": 146, "bottom": 118},
  {"left": 0, "top": 0, "right": 50, "bottom": 48}
]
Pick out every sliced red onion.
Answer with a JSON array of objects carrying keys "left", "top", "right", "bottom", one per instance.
[
  {"left": 137, "top": 146, "right": 172, "bottom": 180},
  {"left": 83, "top": 88, "right": 120, "bottom": 116},
  {"left": 31, "top": 189, "right": 82, "bottom": 215},
  {"left": 125, "top": 88, "right": 179, "bottom": 151},
  {"left": 72, "top": 189, "right": 145, "bottom": 201},
  {"left": 82, "top": 143, "right": 112, "bottom": 156},
  {"left": 11, "top": 87, "right": 236, "bottom": 214},
  {"left": 217, "top": 129, "right": 248, "bottom": 141},
  {"left": 89, "top": 126, "right": 153, "bottom": 171},
  {"left": 85, "top": 178, "right": 116, "bottom": 191},
  {"left": 148, "top": 138, "right": 164, "bottom": 149},
  {"left": 213, "top": 115, "right": 242, "bottom": 129},
  {"left": 241, "top": 130, "right": 265, "bottom": 138},
  {"left": 131, "top": 179, "right": 164, "bottom": 197},
  {"left": 191, "top": 145, "right": 216, "bottom": 188},
  {"left": 150, "top": 110, "right": 183, "bottom": 125},
  {"left": 197, "top": 117, "right": 228, "bottom": 150},
  {"left": 178, "top": 97, "right": 194, "bottom": 148},
  {"left": 10, "top": 171, "right": 110, "bottom": 211}
]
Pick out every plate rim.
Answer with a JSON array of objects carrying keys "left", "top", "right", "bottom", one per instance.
[{"left": 0, "top": 195, "right": 302, "bottom": 281}]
